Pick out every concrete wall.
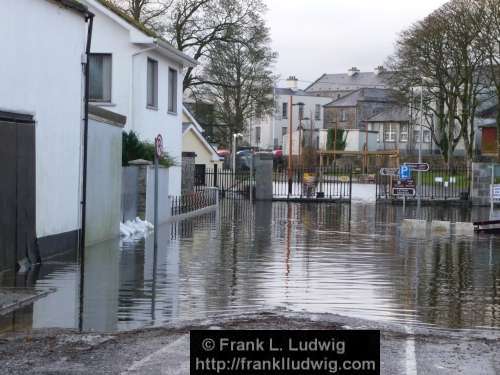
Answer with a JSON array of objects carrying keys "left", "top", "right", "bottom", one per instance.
[
  {"left": 85, "top": 113, "right": 124, "bottom": 246},
  {"left": 145, "top": 166, "right": 171, "bottom": 224},
  {"left": 0, "top": 0, "right": 87, "bottom": 239},
  {"left": 471, "top": 162, "right": 500, "bottom": 206},
  {"left": 121, "top": 166, "right": 140, "bottom": 221},
  {"left": 85, "top": 0, "right": 184, "bottom": 196}
]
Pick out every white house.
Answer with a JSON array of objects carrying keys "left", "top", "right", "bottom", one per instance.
[
  {"left": 82, "top": 0, "right": 197, "bottom": 196},
  {"left": 250, "top": 76, "right": 331, "bottom": 151},
  {"left": 0, "top": 0, "right": 91, "bottom": 264}
]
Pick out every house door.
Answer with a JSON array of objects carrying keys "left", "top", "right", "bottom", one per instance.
[{"left": 0, "top": 111, "right": 36, "bottom": 272}]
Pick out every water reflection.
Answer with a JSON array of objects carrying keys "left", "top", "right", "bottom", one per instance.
[{"left": 1, "top": 200, "right": 500, "bottom": 333}]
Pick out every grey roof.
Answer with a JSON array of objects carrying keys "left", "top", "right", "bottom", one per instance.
[
  {"left": 306, "top": 72, "right": 392, "bottom": 93},
  {"left": 324, "top": 88, "right": 397, "bottom": 107},
  {"left": 274, "top": 88, "right": 325, "bottom": 97},
  {"left": 366, "top": 106, "right": 409, "bottom": 123}
]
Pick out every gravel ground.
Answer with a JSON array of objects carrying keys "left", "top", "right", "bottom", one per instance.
[{"left": 0, "top": 312, "right": 499, "bottom": 374}]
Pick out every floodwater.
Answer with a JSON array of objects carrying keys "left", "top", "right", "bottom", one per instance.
[{"left": 1, "top": 199, "right": 500, "bottom": 334}]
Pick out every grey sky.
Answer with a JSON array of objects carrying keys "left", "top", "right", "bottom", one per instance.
[{"left": 264, "top": 0, "right": 449, "bottom": 88}]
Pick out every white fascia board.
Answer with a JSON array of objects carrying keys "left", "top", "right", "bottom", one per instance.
[
  {"left": 182, "top": 105, "right": 204, "bottom": 133},
  {"left": 184, "top": 125, "right": 220, "bottom": 161}
]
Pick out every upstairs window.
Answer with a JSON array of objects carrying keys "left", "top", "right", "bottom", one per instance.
[
  {"left": 168, "top": 68, "right": 177, "bottom": 113},
  {"left": 400, "top": 124, "right": 408, "bottom": 142},
  {"left": 147, "top": 58, "right": 158, "bottom": 109},
  {"left": 282, "top": 102, "right": 288, "bottom": 119},
  {"left": 340, "top": 109, "right": 347, "bottom": 122},
  {"left": 384, "top": 123, "right": 396, "bottom": 142},
  {"left": 89, "top": 54, "right": 112, "bottom": 102},
  {"left": 315, "top": 104, "right": 321, "bottom": 120}
]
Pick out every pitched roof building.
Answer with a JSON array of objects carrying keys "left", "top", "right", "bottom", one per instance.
[{"left": 305, "top": 67, "right": 392, "bottom": 99}]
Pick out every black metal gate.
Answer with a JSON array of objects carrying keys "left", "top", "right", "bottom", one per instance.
[
  {"left": 273, "top": 165, "right": 352, "bottom": 201},
  {"left": 0, "top": 111, "right": 36, "bottom": 272},
  {"left": 195, "top": 165, "right": 254, "bottom": 199}
]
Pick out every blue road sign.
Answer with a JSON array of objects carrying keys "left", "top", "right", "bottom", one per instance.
[{"left": 399, "top": 165, "right": 411, "bottom": 180}]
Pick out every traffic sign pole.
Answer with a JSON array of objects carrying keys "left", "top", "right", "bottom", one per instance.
[{"left": 154, "top": 135, "right": 163, "bottom": 256}]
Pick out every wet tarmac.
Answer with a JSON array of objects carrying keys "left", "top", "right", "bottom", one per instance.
[{"left": 1, "top": 200, "right": 499, "bottom": 335}]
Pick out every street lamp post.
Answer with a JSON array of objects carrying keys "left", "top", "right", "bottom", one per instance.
[
  {"left": 417, "top": 79, "right": 424, "bottom": 214},
  {"left": 287, "top": 100, "right": 304, "bottom": 194}
]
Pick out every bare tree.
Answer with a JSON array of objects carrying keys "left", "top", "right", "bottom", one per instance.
[
  {"left": 200, "top": 19, "right": 277, "bottom": 147},
  {"left": 107, "top": 0, "right": 173, "bottom": 30}
]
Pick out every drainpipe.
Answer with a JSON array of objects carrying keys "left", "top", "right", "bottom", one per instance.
[{"left": 79, "top": 11, "right": 94, "bottom": 306}]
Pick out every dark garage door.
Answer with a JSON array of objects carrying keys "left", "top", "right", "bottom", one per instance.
[{"left": 0, "top": 111, "right": 36, "bottom": 272}]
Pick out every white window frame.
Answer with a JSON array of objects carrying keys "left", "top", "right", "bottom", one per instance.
[
  {"left": 340, "top": 109, "right": 347, "bottom": 122},
  {"left": 89, "top": 53, "right": 112, "bottom": 103},
  {"left": 167, "top": 67, "right": 177, "bottom": 114},
  {"left": 384, "top": 123, "right": 396, "bottom": 142},
  {"left": 400, "top": 124, "right": 408, "bottom": 142},
  {"left": 315, "top": 104, "right": 321, "bottom": 120},
  {"left": 147, "top": 58, "right": 158, "bottom": 109},
  {"left": 423, "top": 130, "right": 432, "bottom": 143}
]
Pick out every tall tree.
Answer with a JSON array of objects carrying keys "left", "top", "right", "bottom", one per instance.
[
  {"left": 106, "top": 0, "right": 270, "bottom": 93},
  {"left": 473, "top": 0, "right": 500, "bottom": 160},
  {"left": 200, "top": 19, "right": 277, "bottom": 147}
]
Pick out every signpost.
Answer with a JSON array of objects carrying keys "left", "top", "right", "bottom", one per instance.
[
  {"left": 154, "top": 134, "right": 163, "bottom": 254},
  {"left": 399, "top": 165, "right": 411, "bottom": 181},
  {"left": 379, "top": 167, "right": 399, "bottom": 177},
  {"left": 404, "top": 162, "right": 430, "bottom": 172}
]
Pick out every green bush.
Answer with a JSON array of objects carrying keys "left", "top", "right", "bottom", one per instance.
[
  {"left": 122, "top": 131, "right": 176, "bottom": 168},
  {"left": 326, "top": 128, "right": 346, "bottom": 151}
]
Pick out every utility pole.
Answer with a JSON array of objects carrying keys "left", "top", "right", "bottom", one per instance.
[
  {"left": 287, "top": 95, "right": 293, "bottom": 195},
  {"left": 417, "top": 79, "right": 424, "bottom": 214}
]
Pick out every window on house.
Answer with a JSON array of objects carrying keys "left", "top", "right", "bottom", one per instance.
[
  {"left": 400, "top": 124, "right": 408, "bottom": 142},
  {"left": 340, "top": 109, "right": 347, "bottom": 122},
  {"left": 315, "top": 104, "right": 321, "bottom": 120},
  {"left": 147, "top": 58, "right": 158, "bottom": 108},
  {"left": 255, "top": 127, "right": 261, "bottom": 144},
  {"left": 423, "top": 130, "right": 431, "bottom": 143},
  {"left": 413, "top": 129, "right": 421, "bottom": 143},
  {"left": 168, "top": 68, "right": 177, "bottom": 113},
  {"left": 282, "top": 127, "right": 287, "bottom": 136},
  {"left": 298, "top": 105, "right": 304, "bottom": 120},
  {"left": 89, "top": 53, "right": 112, "bottom": 102},
  {"left": 384, "top": 123, "right": 396, "bottom": 142},
  {"left": 282, "top": 102, "right": 288, "bottom": 119}
]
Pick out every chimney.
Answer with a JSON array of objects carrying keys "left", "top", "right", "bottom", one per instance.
[
  {"left": 286, "top": 75, "right": 299, "bottom": 91},
  {"left": 348, "top": 67, "right": 360, "bottom": 77},
  {"left": 374, "top": 65, "right": 385, "bottom": 75}
]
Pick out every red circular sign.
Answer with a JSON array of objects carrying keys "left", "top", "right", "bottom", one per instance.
[{"left": 155, "top": 134, "right": 163, "bottom": 158}]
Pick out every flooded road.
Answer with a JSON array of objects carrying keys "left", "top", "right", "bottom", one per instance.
[{"left": 1, "top": 200, "right": 500, "bottom": 334}]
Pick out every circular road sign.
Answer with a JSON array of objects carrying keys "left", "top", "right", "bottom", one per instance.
[{"left": 155, "top": 134, "right": 163, "bottom": 158}]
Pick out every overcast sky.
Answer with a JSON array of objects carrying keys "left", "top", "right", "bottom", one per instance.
[{"left": 264, "top": 0, "right": 449, "bottom": 88}]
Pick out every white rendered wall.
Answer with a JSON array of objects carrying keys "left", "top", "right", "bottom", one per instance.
[
  {"left": 87, "top": 4, "right": 184, "bottom": 195},
  {"left": 0, "top": 0, "right": 87, "bottom": 238},
  {"left": 252, "top": 93, "right": 331, "bottom": 149}
]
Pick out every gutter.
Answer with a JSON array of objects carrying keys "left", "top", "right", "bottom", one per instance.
[{"left": 154, "top": 39, "right": 198, "bottom": 68}]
